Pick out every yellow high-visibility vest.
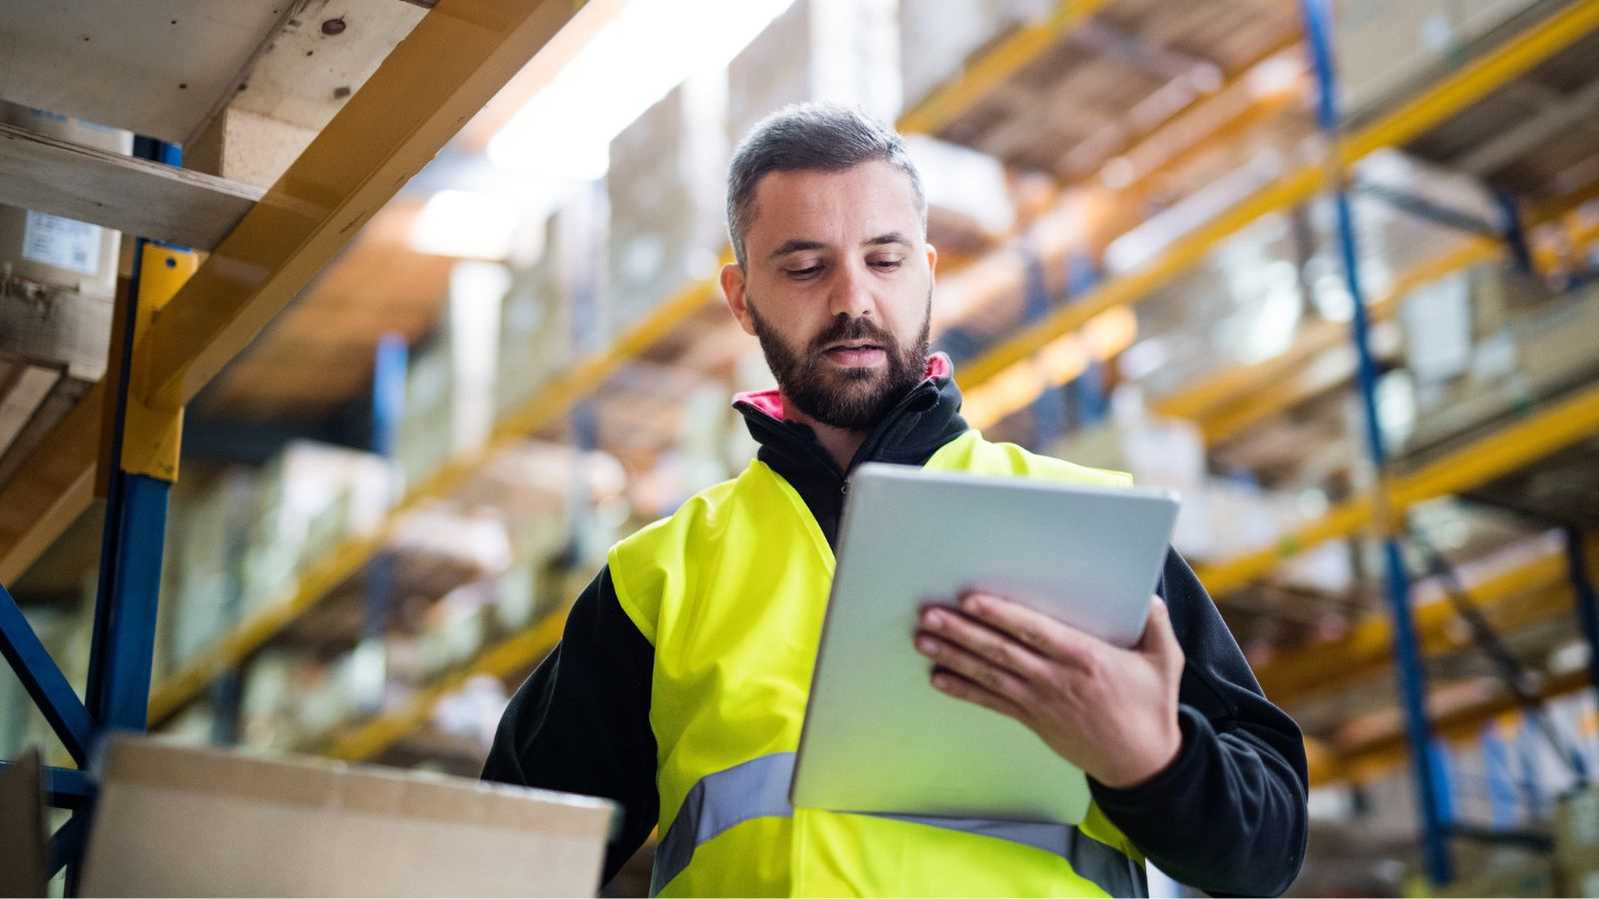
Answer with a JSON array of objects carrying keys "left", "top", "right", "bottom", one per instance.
[{"left": 609, "top": 429, "right": 1147, "bottom": 897}]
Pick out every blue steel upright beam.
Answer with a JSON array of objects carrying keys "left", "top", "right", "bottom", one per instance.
[
  {"left": 0, "top": 583, "right": 92, "bottom": 766},
  {"left": 83, "top": 470, "right": 170, "bottom": 734},
  {"left": 83, "top": 224, "right": 170, "bottom": 734},
  {"left": 1567, "top": 529, "right": 1599, "bottom": 695},
  {"left": 1301, "top": 0, "right": 1454, "bottom": 884},
  {"left": 360, "top": 334, "right": 406, "bottom": 714},
  {"left": 1495, "top": 189, "right": 1537, "bottom": 276}
]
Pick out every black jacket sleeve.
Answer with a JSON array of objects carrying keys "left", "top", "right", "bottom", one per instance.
[
  {"left": 481, "top": 566, "right": 659, "bottom": 883},
  {"left": 1088, "top": 550, "right": 1309, "bottom": 897}
]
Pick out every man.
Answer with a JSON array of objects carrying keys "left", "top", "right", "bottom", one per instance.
[{"left": 484, "top": 104, "right": 1307, "bottom": 897}]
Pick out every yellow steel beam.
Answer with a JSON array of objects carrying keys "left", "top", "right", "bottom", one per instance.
[
  {"left": 1257, "top": 539, "right": 1593, "bottom": 704},
  {"left": 958, "top": 0, "right": 1599, "bottom": 395},
  {"left": 323, "top": 608, "right": 568, "bottom": 762},
  {"left": 896, "top": 0, "right": 1112, "bottom": 135},
  {"left": 133, "top": 0, "right": 596, "bottom": 412},
  {"left": 1329, "top": 665, "right": 1594, "bottom": 786},
  {"left": 121, "top": 244, "right": 199, "bottom": 481},
  {"left": 1195, "top": 380, "right": 1599, "bottom": 596}
]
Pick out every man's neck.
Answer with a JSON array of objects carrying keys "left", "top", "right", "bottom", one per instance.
[{"left": 780, "top": 394, "right": 867, "bottom": 473}]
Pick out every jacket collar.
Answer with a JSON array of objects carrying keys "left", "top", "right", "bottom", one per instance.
[{"left": 732, "top": 352, "right": 969, "bottom": 482}]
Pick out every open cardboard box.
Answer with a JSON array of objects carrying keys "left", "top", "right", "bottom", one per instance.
[{"left": 81, "top": 736, "right": 614, "bottom": 897}]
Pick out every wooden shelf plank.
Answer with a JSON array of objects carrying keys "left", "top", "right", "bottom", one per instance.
[
  {"left": 0, "top": 123, "right": 263, "bottom": 251},
  {"left": 134, "top": 0, "right": 599, "bottom": 412},
  {"left": 1194, "top": 380, "right": 1599, "bottom": 596}
]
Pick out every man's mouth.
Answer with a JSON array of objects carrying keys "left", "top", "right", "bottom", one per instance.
[{"left": 822, "top": 340, "right": 887, "bottom": 366}]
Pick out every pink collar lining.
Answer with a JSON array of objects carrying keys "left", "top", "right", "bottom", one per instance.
[{"left": 731, "top": 353, "right": 952, "bottom": 423}]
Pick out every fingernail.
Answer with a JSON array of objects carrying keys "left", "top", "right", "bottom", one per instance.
[
  {"left": 923, "top": 609, "right": 943, "bottom": 628},
  {"left": 931, "top": 673, "right": 949, "bottom": 690},
  {"left": 915, "top": 636, "right": 936, "bottom": 654},
  {"left": 961, "top": 594, "right": 983, "bottom": 613}
]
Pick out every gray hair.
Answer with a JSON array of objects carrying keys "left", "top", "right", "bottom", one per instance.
[{"left": 726, "top": 103, "right": 927, "bottom": 269}]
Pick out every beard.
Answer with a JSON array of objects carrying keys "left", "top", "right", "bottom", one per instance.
[{"left": 747, "top": 292, "right": 932, "bottom": 430}]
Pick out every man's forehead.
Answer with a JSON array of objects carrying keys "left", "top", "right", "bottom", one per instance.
[{"left": 746, "top": 161, "right": 920, "bottom": 245}]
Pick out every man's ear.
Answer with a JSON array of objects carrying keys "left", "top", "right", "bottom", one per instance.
[
  {"left": 925, "top": 241, "right": 938, "bottom": 280},
  {"left": 722, "top": 262, "right": 756, "bottom": 336}
]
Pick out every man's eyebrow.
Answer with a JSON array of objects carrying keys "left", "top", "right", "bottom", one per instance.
[
  {"left": 768, "top": 239, "right": 828, "bottom": 260},
  {"left": 864, "top": 232, "right": 913, "bottom": 248}
]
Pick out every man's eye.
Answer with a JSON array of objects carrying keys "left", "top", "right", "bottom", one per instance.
[
  {"left": 787, "top": 265, "right": 824, "bottom": 279},
  {"left": 871, "top": 259, "right": 903, "bottom": 270}
]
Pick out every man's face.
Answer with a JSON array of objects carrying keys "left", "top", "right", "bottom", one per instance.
[{"left": 722, "top": 160, "right": 938, "bottom": 430}]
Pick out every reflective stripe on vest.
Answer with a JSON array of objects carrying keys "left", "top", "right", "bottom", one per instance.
[{"left": 651, "top": 753, "right": 1148, "bottom": 898}]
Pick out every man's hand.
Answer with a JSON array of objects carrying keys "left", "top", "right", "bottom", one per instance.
[{"left": 913, "top": 592, "right": 1185, "bottom": 789}]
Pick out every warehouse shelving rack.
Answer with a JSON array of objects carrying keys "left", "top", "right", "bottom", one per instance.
[
  {"left": 935, "top": 11, "right": 1599, "bottom": 882},
  {"left": 121, "top": 4, "right": 1599, "bottom": 859},
  {"left": 1243, "top": 0, "right": 1599, "bottom": 885},
  {"left": 4, "top": 0, "right": 1595, "bottom": 891},
  {"left": 0, "top": 0, "right": 592, "bottom": 883}
]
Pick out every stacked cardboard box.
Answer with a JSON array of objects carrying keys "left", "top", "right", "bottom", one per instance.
[
  {"left": 397, "top": 262, "right": 507, "bottom": 488},
  {"left": 1405, "top": 279, "right": 1599, "bottom": 452},
  {"left": 1333, "top": 0, "right": 1544, "bottom": 117},
  {"left": 0, "top": 103, "right": 129, "bottom": 382},
  {"left": 898, "top": 0, "right": 1047, "bottom": 110},
  {"left": 726, "top": 0, "right": 902, "bottom": 143},
  {"left": 496, "top": 184, "right": 611, "bottom": 416},
  {"left": 155, "top": 469, "right": 257, "bottom": 679},
  {"left": 605, "top": 74, "right": 728, "bottom": 342},
  {"left": 496, "top": 215, "right": 576, "bottom": 419},
  {"left": 239, "top": 442, "right": 393, "bottom": 617}
]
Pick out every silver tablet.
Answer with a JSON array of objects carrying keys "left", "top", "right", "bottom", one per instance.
[{"left": 790, "top": 462, "right": 1179, "bottom": 825}]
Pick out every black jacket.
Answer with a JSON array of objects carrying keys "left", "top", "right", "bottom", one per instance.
[{"left": 483, "top": 361, "right": 1308, "bottom": 896}]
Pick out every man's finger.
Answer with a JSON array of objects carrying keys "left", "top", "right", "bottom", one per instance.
[
  {"left": 918, "top": 606, "right": 1052, "bottom": 681},
  {"left": 929, "top": 669, "right": 1028, "bottom": 721},
  {"left": 1138, "top": 597, "right": 1184, "bottom": 668},
  {"left": 914, "top": 632, "right": 1032, "bottom": 702},
  {"left": 958, "top": 592, "right": 1102, "bottom": 667}
]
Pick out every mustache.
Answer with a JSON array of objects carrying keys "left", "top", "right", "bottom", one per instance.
[{"left": 807, "top": 316, "right": 897, "bottom": 356}]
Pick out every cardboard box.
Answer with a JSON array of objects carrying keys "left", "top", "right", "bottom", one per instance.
[
  {"left": 606, "top": 73, "right": 727, "bottom": 341},
  {"left": 725, "top": 0, "right": 901, "bottom": 142},
  {"left": 82, "top": 737, "right": 614, "bottom": 897},
  {"left": 1334, "top": 0, "right": 1542, "bottom": 116},
  {"left": 899, "top": 0, "right": 1045, "bottom": 109}
]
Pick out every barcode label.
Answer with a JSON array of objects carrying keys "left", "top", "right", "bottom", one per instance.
[{"left": 21, "top": 210, "right": 103, "bottom": 276}]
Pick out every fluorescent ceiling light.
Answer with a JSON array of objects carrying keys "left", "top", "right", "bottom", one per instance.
[
  {"left": 411, "top": 190, "right": 521, "bottom": 260},
  {"left": 488, "top": 0, "right": 793, "bottom": 181}
]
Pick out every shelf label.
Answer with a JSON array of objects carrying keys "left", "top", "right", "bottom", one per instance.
[{"left": 22, "top": 210, "right": 103, "bottom": 276}]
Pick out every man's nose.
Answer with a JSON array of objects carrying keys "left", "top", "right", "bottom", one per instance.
[{"left": 828, "top": 260, "right": 875, "bottom": 319}]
